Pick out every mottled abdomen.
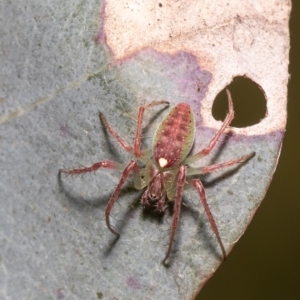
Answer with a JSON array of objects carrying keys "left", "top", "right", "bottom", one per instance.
[{"left": 153, "top": 103, "right": 195, "bottom": 168}]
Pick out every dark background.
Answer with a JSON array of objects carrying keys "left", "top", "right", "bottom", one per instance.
[{"left": 198, "top": 2, "right": 299, "bottom": 299}]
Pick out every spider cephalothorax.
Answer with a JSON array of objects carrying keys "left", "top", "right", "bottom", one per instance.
[{"left": 59, "top": 90, "right": 255, "bottom": 264}]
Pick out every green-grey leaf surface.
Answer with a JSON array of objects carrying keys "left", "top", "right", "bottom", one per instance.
[{"left": 0, "top": 1, "right": 290, "bottom": 299}]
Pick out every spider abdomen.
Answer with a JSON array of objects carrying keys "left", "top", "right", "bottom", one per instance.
[{"left": 153, "top": 103, "right": 195, "bottom": 168}]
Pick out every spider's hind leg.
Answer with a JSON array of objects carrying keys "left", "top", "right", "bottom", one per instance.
[
  {"left": 99, "top": 112, "right": 133, "bottom": 153},
  {"left": 134, "top": 100, "right": 169, "bottom": 157},
  {"left": 184, "top": 89, "right": 234, "bottom": 164}
]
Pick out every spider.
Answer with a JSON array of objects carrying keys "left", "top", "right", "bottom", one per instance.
[{"left": 59, "top": 89, "right": 255, "bottom": 264}]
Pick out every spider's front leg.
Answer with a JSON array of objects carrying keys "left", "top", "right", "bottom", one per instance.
[
  {"left": 190, "top": 178, "right": 227, "bottom": 260},
  {"left": 60, "top": 160, "right": 141, "bottom": 237},
  {"left": 162, "top": 165, "right": 187, "bottom": 264},
  {"left": 186, "top": 153, "right": 255, "bottom": 260},
  {"left": 104, "top": 161, "right": 140, "bottom": 236}
]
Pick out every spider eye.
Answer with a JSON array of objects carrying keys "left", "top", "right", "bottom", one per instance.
[{"left": 149, "top": 194, "right": 158, "bottom": 200}]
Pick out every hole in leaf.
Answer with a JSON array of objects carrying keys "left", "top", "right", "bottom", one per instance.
[{"left": 212, "top": 76, "right": 267, "bottom": 128}]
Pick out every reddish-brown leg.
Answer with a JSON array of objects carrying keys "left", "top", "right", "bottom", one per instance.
[
  {"left": 162, "top": 165, "right": 187, "bottom": 264},
  {"left": 134, "top": 100, "right": 169, "bottom": 157},
  {"left": 190, "top": 179, "right": 226, "bottom": 260},
  {"left": 99, "top": 113, "right": 133, "bottom": 153},
  {"left": 200, "top": 152, "right": 255, "bottom": 174},
  {"left": 105, "top": 160, "right": 140, "bottom": 236},
  {"left": 187, "top": 152, "right": 255, "bottom": 176},
  {"left": 184, "top": 89, "right": 234, "bottom": 164},
  {"left": 59, "top": 160, "right": 119, "bottom": 175},
  {"left": 155, "top": 196, "right": 167, "bottom": 212}
]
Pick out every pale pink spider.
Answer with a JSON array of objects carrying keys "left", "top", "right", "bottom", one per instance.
[{"left": 59, "top": 90, "right": 255, "bottom": 264}]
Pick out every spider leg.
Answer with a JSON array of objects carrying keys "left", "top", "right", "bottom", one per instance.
[
  {"left": 99, "top": 112, "right": 133, "bottom": 153},
  {"left": 105, "top": 160, "right": 140, "bottom": 236},
  {"left": 134, "top": 100, "right": 169, "bottom": 157},
  {"left": 141, "top": 191, "right": 149, "bottom": 206},
  {"left": 162, "top": 165, "right": 187, "bottom": 264},
  {"left": 187, "top": 152, "right": 255, "bottom": 176},
  {"left": 59, "top": 160, "right": 121, "bottom": 175},
  {"left": 155, "top": 196, "right": 167, "bottom": 212},
  {"left": 190, "top": 179, "right": 227, "bottom": 260},
  {"left": 184, "top": 89, "right": 234, "bottom": 164}
]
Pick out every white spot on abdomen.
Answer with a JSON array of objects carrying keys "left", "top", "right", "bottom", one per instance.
[{"left": 159, "top": 158, "right": 168, "bottom": 168}]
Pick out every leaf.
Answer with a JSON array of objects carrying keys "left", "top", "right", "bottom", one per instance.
[{"left": 0, "top": 0, "right": 290, "bottom": 299}]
